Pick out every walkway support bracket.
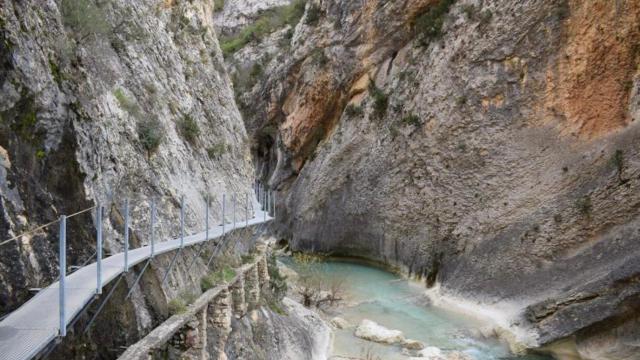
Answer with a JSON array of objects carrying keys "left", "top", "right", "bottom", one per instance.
[{"left": 161, "top": 196, "right": 184, "bottom": 286}]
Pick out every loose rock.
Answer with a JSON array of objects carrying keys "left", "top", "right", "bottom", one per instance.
[{"left": 354, "top": 319, "right": 404, "bottom": 344}]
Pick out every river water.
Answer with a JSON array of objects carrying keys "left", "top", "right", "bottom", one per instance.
[{"left": 283, "top": 258, "right": 551, "bottom": 360}]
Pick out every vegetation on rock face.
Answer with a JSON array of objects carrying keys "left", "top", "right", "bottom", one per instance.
[
  {"left": 344, "top": 104, "right": 364, "bottom": 118},
  {"left": 262, "top": 253, "right": 288, "bottom": 315},
  {"left": 207, "top": 142, "right": 228, "bottom": 159},
  {"left": 368, "top": 81, "right": 389, "bottom": 120},
  {"left": 200, "top": 266, "right": 236, "bottom": 291},
  {"left": 401, "top": 114, "right": 421, "bottom": 127},
  {"left": 214, "top": 0, "right": 225, "bottom": 12},
  {"left": 305, "top": 4, "right": 322, "bottom": 26},
  {"left": 220, "top": 0, "right": 306, "bottom": 56},
  {"left": 60, "top": 0, "right": 110, "bottom": 41},
  {"left": 178, "top": 114, "right": 200, "bottom": 145},
  {"left": 137, "top": 117, "right": 164, "bottom": 153},
  {"left": 207, "top": 142, "right": 229, "bottom": 159},
  {"left": 267, "top": 254, "right": 288, "bottom": 302},
  {"left": 576, "top": 195, "right": 593, "bottom": 216},
  {"left": 167, "top": 298, "right": 186, "bottom": 315},
  {"left": 612, "top": 149, "right": 625, "bottom": 183},
  {"left": 114, "top": 88, "right": 142, "bottom": 119},
  {"left": 413, "top": 0, "right": 456, "bottom": 46}
]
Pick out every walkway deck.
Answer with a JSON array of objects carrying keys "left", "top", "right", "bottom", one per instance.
[{"left": 0, "top": 207, "right": 272, "bottom": 360}]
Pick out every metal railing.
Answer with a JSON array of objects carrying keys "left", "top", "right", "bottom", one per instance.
[{"left": 0, "top": 180, "right": 277, "bottom": 344}]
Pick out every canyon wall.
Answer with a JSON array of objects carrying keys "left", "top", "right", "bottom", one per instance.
[
  {"left": 0, "top": 0, "right": 260, "bottom": 356},
  {"left": 230, "top": 0, "right": 640, "bottom": 358}
]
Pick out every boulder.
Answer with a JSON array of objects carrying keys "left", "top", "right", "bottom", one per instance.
[
  {"left": 446, "top": 351, "right": 475, "bottom": 360},
  {"left": 354, "top": 319, "right": 404, "bottom": 344},
  {"left": 401, "top": 338, "right": 426, "bottom": 350},
  {"left": 330, "top": 317, "right": 351, "bottom": 329}
]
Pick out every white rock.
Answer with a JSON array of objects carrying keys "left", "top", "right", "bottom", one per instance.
[
  {"left": 0, "top": 146, "right": 10, "bottom": 169},
  {"left": 330, "top": 317, "right": 350, "bottom": 329},
  {"left": 405, "top": 346, "right": 446, "bottom": 359},
  {"left": 446, "top": 351, "right": 475, "bottom": 360},
  {"left": 402, "top": 338, "right": 426, "bottom": 350},
  {"left": 354, "top": 319, "right": 404, "bottom": 344}
]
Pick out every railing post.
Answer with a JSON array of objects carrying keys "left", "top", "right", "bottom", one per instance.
[
  {"left": 205, "top": 193, "right": 209, "bottom": 241},
  {"left": 124, "top": 199, "right": 129, "bottom": 272},
  {"left": 222, "top": 194, "right": 226, "bottom": 234},
  {"left": 245, "top": 193, "right": 249, "bottom": 226},
  {"left": 59, "top": 215, "right": 67, "bottom": 337},
  {"left": 150, "top": 198, "right": 156, "bottom": 257},
  {"left": 96, "top": 204, "right": 103, "bottom": 295},
  {"left": 272, "top": 191, "right": 276, "bottom": 219},
  {"left": 180, "top": 195, "right": 185, "bottom": 248},
  {"left": 263, "top": 188, "right": 266, "bottom": 222},
  {"left": 233, "top": 194, "right": 236, "bottom": 229}
]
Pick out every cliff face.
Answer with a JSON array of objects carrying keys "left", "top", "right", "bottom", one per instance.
[
  {"left": 0, "top": 0, "right": 254, "bottom": 326},
  {"left": 231, "top": 0, "right": 640, "bottom": 357}
]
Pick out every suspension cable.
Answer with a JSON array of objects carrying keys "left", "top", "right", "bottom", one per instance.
[{"left": 0, "top": 205, "right": 97, "bottom": 248}]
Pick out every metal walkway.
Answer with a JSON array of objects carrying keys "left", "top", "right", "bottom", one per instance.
[{"left": 0, "top": 192, "right": 273, "bottom": 360}]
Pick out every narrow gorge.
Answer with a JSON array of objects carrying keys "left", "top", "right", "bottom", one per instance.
[{"left": 0, "top": 0, "right": 639, "bottom": 360}]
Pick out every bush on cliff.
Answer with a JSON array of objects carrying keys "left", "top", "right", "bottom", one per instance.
[
  {"left": 413, "top": 0, "right": 456, "bottom": 46},
  {"left": 220, "top": 0, "right": 306, "bottom": 56}
]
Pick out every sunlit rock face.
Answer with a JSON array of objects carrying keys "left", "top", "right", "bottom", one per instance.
[
  {"left": 231, "top": 0, "right": 640, "bottom": 357},
  {"left": 0, "top": 0, "right": 253, "bottom": 326}
]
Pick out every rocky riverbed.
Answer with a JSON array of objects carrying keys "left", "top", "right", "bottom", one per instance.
[{"left": 281, "top": 257, "right": 553, "bottom": 360}]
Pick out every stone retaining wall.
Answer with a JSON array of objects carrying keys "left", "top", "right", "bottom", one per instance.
[{"left": 118, "top": 250, "right": 270, "bottom": 360}]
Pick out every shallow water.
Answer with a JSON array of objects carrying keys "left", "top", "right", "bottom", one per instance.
[{"left": 283, "top": 258, "right": 551, "bottom": 360}]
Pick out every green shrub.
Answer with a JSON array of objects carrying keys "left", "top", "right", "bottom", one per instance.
[
  {"left": 207, "top": 142, "right": 228, "bottom": 159},
  {"left": 461, "top": 4, "right": 476, "bottom": 20},
  {"left": 250, "top": 62, "right": 264, "bottom": 81},
  {"left": 414, "top": 0, "right": 456, "bottom": 46},
  {"left": 60, "top": 0, "right": 110, "bottom": 41},
  {"left": 35, "top": 149, "right": 46, "bottom": 159},
  {"left": 401, "top": 114, "right": 421, "bottom": 127},
  {"left": 368, "top": 81, "right": 389, "bottom": 119},
  {"left": 305, "top": 4, "right": 321, "bottom": 26},
  {"left": 344, "top": 104, "right": 363, "bottom": 117},
  {"left": 220, "top": 0, "right": 306, "bottom": 56},
  {"left": 552, "top": 1, "right": 570, "bottom": 20},
  {"left": 612, "top": 149, "right": 624, "bottom": 173},
  {"left": 10, "top": 101, "right": 39, "bottom": 143},
  {"left": 178, "top": 115, "right": 200, "bottom": 144},
  {"left": 201, "top": 266, "right": 236, "bottom": 292},
  {"left": 311, "top": 48, "right": 328, "bottom": 66},
  {"left": 576, "top": 195, "right": 592, "bottom": 216},
  {"left": 137, "top": 118, "right": 164, "bottom": 153},
  {"left": 200, "top": 273, "right": 217, "bottom": 291},
  {"left": 214, "top": 0, "right": 225, "bottom": 12},
  {"left": 389, "top": 123, "right": 400, "bottom": 139},
  {"left": 182, "top": 291, "right": 197, "bottom": 305},
  {"left": 241, "top": 253, "right": 256, "bottom": 264},
  {"left": 168, "top": 298, "right": 187, "bottom": 315},
  {"left": 114, "top": 89, "right": 142, "bottom": 118},
  {"left": 478, "top": 10, "right": 492, "bottom": 26},
  {"left": 612, "top": 149, "right": 625, "bottom": 183}
]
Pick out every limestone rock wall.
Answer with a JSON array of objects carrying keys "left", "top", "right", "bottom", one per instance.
[
  {"left": 0, "top": 0, "right": 255, "bottom": 318},
  {"left": 230, "top": 0, "right": 640, "bottom": 357}
]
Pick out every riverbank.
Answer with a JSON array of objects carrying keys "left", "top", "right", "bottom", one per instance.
[{"left": 279, "top": 256, "right": 552, "bottom": 360}]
